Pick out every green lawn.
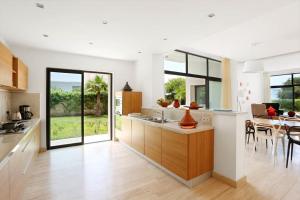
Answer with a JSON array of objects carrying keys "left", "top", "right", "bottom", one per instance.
[{"left": 50, "top": 115, "right": 108, "bottom": 140}]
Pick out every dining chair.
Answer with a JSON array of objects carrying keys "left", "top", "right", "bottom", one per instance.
[
  {"left": 252, "top": 118, "right": 285, "bottom": 162},
  {"left": 245, "top": 120, "right": 255, "bottom": 145},
  {"left": 285, "top": 125, "right": 300, "bottom": 168},
  {"left": 251, "top": 104, "right": 272, "bottom": 148}
]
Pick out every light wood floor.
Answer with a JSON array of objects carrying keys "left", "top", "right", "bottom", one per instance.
[{"left": 22, "top": 139, "right": 300, "bottom": 200}]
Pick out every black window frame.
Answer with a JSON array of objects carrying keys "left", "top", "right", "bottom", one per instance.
[
  {"left": 270, "top": 73, "right": 300, "bottom": 112},
  {"left": 164, "top": 49, "right": 222, "bottom": 109}
]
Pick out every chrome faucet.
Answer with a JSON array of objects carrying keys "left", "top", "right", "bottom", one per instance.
[{"left": 153, "top": 109, "right": 165, "bottom": 123}]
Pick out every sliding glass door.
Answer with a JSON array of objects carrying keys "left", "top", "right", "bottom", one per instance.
[
  {"left": 84, "top": 72, "right": 111, "bottom": 143},
  {"left": 47, "top": 69, "right": 83, "bottom": 148},
  {"left": 46, "top": 68, "right": 112, "bottom": 149}
]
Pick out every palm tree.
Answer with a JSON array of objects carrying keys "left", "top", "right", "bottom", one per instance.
[{"left": 86, "top": 75, "right": 108, "bottom": 116}]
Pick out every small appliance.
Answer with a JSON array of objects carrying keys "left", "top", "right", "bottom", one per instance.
[{"left": 19, "top": 105, "right": 34, "bottom": 120}]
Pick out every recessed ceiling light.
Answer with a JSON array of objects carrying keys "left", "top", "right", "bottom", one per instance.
[
  {"left": 251, "top": 42, "right": 262, "bottom": 47},
  {"left": 36, "top": 3, "right": 44, "bottom": 9},
  {"left": 102, "top": 20, "right": 108, "bottom": 25},
  {"left": 89, "top": 42, "right": 94, "bottom": 45},
  {"left": 208, "top": 13, "right": 215, "bottom": 18},
  {"left": 138, "top": 51, "right": 142, "bottom": 54},
  {"left": 42, "top": 34, "right": 48, "bottom": 38}
]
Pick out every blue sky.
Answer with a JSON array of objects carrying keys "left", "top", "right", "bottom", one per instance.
[{"left": 51, "top": 72, "right": 81, "bottom": 82}]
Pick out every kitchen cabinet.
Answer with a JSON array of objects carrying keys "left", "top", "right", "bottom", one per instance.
[
  {"left": 162, "top": 129, "right": 214, "bottom": 180},
  {"left": 162, "top": 129, "right": 189, "bottom": 179},
  {"left": 116, "top": 91, "right": 142, "bottom": 115},
  {"left": 120, "top": 116, "right": 132, "bottom": 145},
  {"left": 131, "top": 120, "right": 145, "bottom": 154},
  {"left": 0, "top": 158, "right": 10, "bottom": 200},
  {"left": 13, "top": 57, "right": 28, "bottom": 90},
  {"left": 145, "top": 125, "right": 162, "bottom": 164},
  {"left": 0, "top": 42, "right": 13, "bottom": 87},
  {"left": 120, "top": 117, "right": 214, "bottom": 182},
  {"left": 8, "top": 121, "right": 40, "bottom": 200}
]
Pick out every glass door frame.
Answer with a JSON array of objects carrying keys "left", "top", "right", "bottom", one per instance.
[{"left": 46, "top": 68, "right": 113, "bottom": 150}]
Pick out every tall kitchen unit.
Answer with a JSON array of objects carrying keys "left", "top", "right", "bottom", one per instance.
[{"left": 115, "top": 91, "right": 142, "bottom": 140}]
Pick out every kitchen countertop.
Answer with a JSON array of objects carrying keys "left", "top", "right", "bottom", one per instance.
[
  {"left": 0, "top": 118, "right": 40, "bottom": 165},
  {"left": 123, "top": 115, "right": 213, "bottom": 134}
]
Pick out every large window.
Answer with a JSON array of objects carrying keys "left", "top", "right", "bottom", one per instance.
[
  {"left": 270, "top": 73, "right": 300, "bottom": 112},
  {"left": 164, "top": 50, "right": 222, "bottom": 109}
]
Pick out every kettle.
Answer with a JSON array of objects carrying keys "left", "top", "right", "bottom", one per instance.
[{"left": 11, "top": 112, "right": 22, "bottom": 121}]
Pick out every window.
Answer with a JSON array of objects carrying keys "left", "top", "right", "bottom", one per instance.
[
  {"left": 188, "top": 55, "right": 206, "bottom": 76},
  {"left": 270, "top": 74, "right": 300, "bottom": 112},
  {"left": 164, "top": 51, "right": 186, "bottom": 73},
  {"left": 208, "top": 60, "right": 222, "bottom": 78},
  {"left": 164, "top": 74, "right": 186, "bottom": 105},
  {"left": 164, "top": 50, "right": 222, "bottom": 109}
]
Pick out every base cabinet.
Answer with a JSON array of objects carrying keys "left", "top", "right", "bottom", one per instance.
[
  {"left": 120, "top": 117, "right": 214, "bottom": 181},
  {"left": 120, "top": 117, "right": 132, "bottom": 145},
  {"left": 3, "top": 121, "right": 41, "bottom": 200},
  {"left": 162, "top": 129, "right": 214, "bottom": 180},
  {"left": 145, "top": 125, "right": 162, "bottom": 165},
  {"left": 131, "top": 121, "right": 145, "bottom": 154},
  {"left": 0, "top": 159, "right": 10, "bottom": 200},
  {"left": 162, "top": 129, "right": 189, "bottom": 179}
]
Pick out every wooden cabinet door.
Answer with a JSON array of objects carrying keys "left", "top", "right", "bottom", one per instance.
[
  {"left": 131, "top": 120, "right": 145, "bottom": 154},
  {"left": 0, "top": 158, "right": 10, "bottom": 200},
  {"left": 13, "top": 57, "right": 28, "bottom": 90},
  {"left": 9, "top": 147, "right": 25, "bottom": 200},
  {"left": 122, "top": 92, "right": 132, "bottom": 115},
  {"left": 162, "top": 129, "right": 188, "bottom": 179},
  {"left": 145, "top": 125, "right": 162, "bottom": 164},
  {"left": 131, "top": 92, "right": 142, "bottom": 113},
  {"left": 0, "top": 42, "right": 13, "bottom": 87},
  {"left": 17, "top": 60, "right": 28, "bottom": 90},
  {"left": 120, "top": 117, "right": 132, "bottom": 145}
]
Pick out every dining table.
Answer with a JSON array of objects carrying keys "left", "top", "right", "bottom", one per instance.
[{"left": 253, "top": 117, "right": 300, "bottom": 129}]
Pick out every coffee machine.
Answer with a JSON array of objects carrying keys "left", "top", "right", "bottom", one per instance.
[{"left": 19, "top": 105, "right": 34, "bottom": 120}]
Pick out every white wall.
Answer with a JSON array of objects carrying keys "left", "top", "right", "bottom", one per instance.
[
  {"left": 135, "top": 53, "right": 164, "bottom": 108},
  {"left": 231, "top": 61, "right": 264, "bottom": 117},
  {"left": 9, "top": 45, "right": 136, "bottom": 148}
]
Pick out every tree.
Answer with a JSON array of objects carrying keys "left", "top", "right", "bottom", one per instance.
[
  {"left": 85, "top": 75, "right": 108, "bottom": 116},
  {"left": 164, "top": 77, "right": 186, "bottom": 104}
]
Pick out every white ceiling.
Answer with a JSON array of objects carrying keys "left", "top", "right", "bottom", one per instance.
[{"left": 0, "top": 0, "right": 299, "bottom": 61}]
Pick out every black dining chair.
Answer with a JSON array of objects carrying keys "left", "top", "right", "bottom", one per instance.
[{"left": 285, "top": 126, "right": 300, "bottom": 168}]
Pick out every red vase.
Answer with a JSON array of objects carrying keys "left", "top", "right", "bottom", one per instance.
[
  {"left": 173, "top": 99, "right": 180, "bottom": 108},
  {"left": 179, "top": 109, "right": 198, "bottom": 129}
]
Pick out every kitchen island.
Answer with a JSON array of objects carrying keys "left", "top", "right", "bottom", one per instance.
[{"left": 118, "top": 115, "right": 214, "bottom": 187}]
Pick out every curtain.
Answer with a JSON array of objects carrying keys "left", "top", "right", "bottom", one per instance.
[{"left": 221, "top": 58, "right": 232, "bottom": 109}]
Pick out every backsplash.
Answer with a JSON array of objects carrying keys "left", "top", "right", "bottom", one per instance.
[
  {"left": 141, "top": 107, "right": 213, "bottom": 125},
  {"left": 0, "top": 90, "right": 11, "bottom": 122},
  {"left": 11, "top": 92, "right": 40, "bottom": 118}
]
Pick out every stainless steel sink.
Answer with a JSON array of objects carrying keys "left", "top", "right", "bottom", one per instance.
[{"left": 130, "top": 115, "right": 168, "bottom": 124}]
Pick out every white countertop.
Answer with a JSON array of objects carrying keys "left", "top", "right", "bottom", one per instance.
[
  {"left": 0, "top": 118, "right": 40, "bottom": 164},
  {"left": 123, "top": 115, "right": 213, "bottom": 134}
]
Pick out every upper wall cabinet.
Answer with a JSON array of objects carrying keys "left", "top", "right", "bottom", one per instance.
[
  {"left": 0, "top": 42, "right": 13, "bottom": 87},
  {"left": 0, "top": 41, "right": 28, "bottom": 91},
  {"left": 13, "top": 57, "right": 28, "bottom": 90}
]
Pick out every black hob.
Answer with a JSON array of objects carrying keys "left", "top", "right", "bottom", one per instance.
[{"left": 0, "top": 121, "right": 27, "bottom": 134}]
